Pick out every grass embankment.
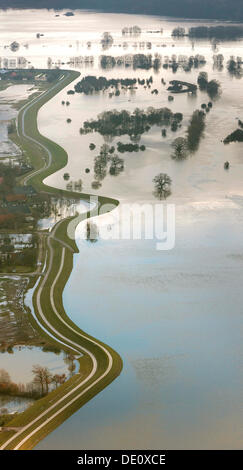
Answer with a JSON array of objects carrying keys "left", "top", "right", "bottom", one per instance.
[
  {"left": 5, "top": 229, "right": 122, "bottom": 449},
  {"left": 13, "top": 69, "right": 118, "bottom": 205},
  {"left": 1, "top": 70, "right": 122, "bottom": 450}
]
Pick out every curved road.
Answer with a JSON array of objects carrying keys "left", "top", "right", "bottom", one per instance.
[{"left": 1, "top": 72, "right": 121, "bottom": 450}]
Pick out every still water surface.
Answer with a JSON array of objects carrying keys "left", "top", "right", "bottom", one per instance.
[{"left": 1, "top": 9, "right": 242, "bottom": 449}]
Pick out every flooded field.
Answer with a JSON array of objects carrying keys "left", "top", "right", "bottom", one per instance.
[
  {"left": 1, "top": 9, "right": 243, "bottom": 449},
  {"left": 0, "top": 83, "right": 39, "bottom": 157}
]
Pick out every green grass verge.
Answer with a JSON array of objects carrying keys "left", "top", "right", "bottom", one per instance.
[{"left": 0, "top": 70, "right": 122, "bottom": 450}]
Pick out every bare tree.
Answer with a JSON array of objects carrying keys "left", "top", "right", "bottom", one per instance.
[
  {"left": 32, "top": 365, "right": 49, "bottom": 396},
  {"left": 43, "top": 367, "right": 52, "bottom": 394},
  {"left": 52, "top": 373, "right": 67, "bottom": 389},
  {"left": 153, "top": 173, "right": 172, "bottom": 200},
  {"left": 64, "top": 354, "right": 76, "bottom": 378},
  {"left": 0, "top": 369, "right": 11, "bottom": 384},
  {"left": 171, "top": 137, "right": 189, "bottom": 160},
  {"left": 52, "top": 374, "right": 59, "bottom": 389}
]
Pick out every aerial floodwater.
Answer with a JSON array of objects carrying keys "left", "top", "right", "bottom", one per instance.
[{"left": 1, "top": 8, "right": 243, "bottom": 450}]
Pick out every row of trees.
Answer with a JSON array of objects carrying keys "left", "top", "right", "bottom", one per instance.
[
  {"left": 100, "top": 53, "right": 206, "bottom": 72},
  {"left": 227, "top": 56, "right": 243, "bottom": 77},
  {"left": 117, "top": 142, "right": 146, "bottom": 153},
  {"left": 0, "top": 69, "right": 61, "bottom": 83},
  {"left": 122, "top": 26, "right": 141, "bottom": 36},
  {"left": 188, "top": 25, "right": 243, "bottom": 39},
  {"left": 3, "top": 0, "right": 243, "bottom": 22},
  {"left": 32, "top": 365, "right": 68, "bottom": 396},
  {"left": 100, "top": 32, "right": 114, "bottom": 50},
  {"left": 172, "top": 25, "right": 243, "bottom": 40},
  {"left": 74, "top": 75, "right": 138, "bottom": 94},
  {"left": 171, "top": 108, "right": 207, "bottom": 160},
  {"left": 153, "top": 173, "right": 172, "bottom": 200},
  {"left": 0, "top": 246, "right": 37, "bottom": 270},
  {"left": 0, "top": 355, "right": 75, "bottom": 401},
  {"left": 0, "top": 368, "right": 41, "bottom": 399}
]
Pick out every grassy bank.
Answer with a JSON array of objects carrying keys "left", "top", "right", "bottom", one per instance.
[{"left": 0, "top": 70, "right": 122, "bottom": 450}]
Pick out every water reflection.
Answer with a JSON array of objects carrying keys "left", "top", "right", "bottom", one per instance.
[
  {"left": 1, "top": 8, "right": 243, "bottom": 450},
  {"left": 153, "top": 172, "right": 172, "bottom": 199},
  {"left": 0, "top": 346, "right": 73, "bottom": 413},
  {"left": 37, "top": 196, "right": 91, "bottom": 230},
  {"left": 0, "top": 394, "right": 34, "bottom": 414}
]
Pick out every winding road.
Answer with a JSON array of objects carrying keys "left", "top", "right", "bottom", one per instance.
[{"left": 0, "top": 71, "right": 122, "bottom": 450}]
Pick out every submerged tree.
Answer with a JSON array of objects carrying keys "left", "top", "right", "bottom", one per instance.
[
  {"left": 94, "top": 154, "right": 108, "bottom": 181},
  {"left": 172, "top": 27, "right": 186, "bottom": 37},
  {"left": 52, "top": 373, "right": 66, "bottom": 389},
  {"left": 227, "top": 56, "right": 243, "bottom": 77},
  {"left": 32, "top": 365, "right": 51, "bottom": 396},
  {"left": 101, "top": 32, "right": 114, "bottom": 50},
  {"left": 65, "top": 354, "right": 76, "bottom": 377},
  {"left": 197, "top": 72, "right": 208, "bottom": 90},
  {"left": 10, "top": 41, "right": 20, "bottom": 52},
  {"left": 198, "top": 72, "right": 221, "bottom": 98},
  {"left": 171, "top": 137, "right": 189, "bottom": 160},
  {"left": 91, "top": 181, "right": 102, "bottom": 190},
  {"left": 109, "top": 155, "right": 124, "bottom": 176},
  {"left": 153, "top": 173, "right": 172, "bottom": 200},
  {"left": 187, "top": 110, "right": 206, "bottom": 152},
  {"left": 0, "top": 369, "right": 11, "bottom": 384},
  {"left": 86, "top": 221, "right": 99, "bottom": 243},
  {"left": 207, "top": 79, "right": 221, "bottom": 99}
]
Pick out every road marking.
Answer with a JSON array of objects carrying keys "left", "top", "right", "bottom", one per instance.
[{"left": 0, "top": 72, "right": 117, "bottom": 451}]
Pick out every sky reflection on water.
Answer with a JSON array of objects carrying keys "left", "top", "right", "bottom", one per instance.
[{"left": 1, "top": 8, "right": 242, "bottom": 449}]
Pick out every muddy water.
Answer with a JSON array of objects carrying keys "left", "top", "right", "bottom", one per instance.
[{"left": 1, "top": 9, "right": 243, "bottom": 449}]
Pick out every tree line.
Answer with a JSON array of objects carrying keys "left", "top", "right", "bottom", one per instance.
[
  {"left": 0, "top": 354, "right": 75, "bottom": 400},
  {"left": 172, "top": 25, "right": 243, "bottom": 39},
  {"left": 2, "top": 1, "right": 243, "bottom": 22},
  {"left": 80, "top": 107, "right": 184, "bottom": 140}
]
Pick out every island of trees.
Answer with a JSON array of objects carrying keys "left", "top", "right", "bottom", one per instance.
[
  {"left": 80, "top": 107, "right": 184, "bottom": 140},
  {"left": 224, "top": 128, "right": 243, "bottom": 144},
  {"left": 100, "top": 54, "right": 206, "bottom": 72},
  {"left": 197, "top": 72, "right": 221, "bottom": 99},
  {"left": 227, "top": 56, "right": 243, "bottom": 77},
  {"left": 171, "top": 107, "right": 209, "bottom": 159},
  {"left": 74, "top": 75, "right": 139, "bottom": 94},
  {"left": 188, "top": 25, "right": 243, "bottom": 40},
  {"left": 91, "top": 144, "right": 125, "bottom": 188}
]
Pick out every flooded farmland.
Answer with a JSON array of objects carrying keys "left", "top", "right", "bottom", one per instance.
[{"left": 0, "top": 9, "right": 243, "bottom": 449}]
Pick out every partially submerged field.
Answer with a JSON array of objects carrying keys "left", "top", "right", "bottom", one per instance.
[{"left": 0, "top": 70, "right": 122, "bottom": 450}]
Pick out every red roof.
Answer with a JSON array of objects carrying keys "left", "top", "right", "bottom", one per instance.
[
  {"left": 0, "top": 214, "right": 14, "bottom": 223},
  {"left": 6, "top": 194, "right": 27, "bottom": 202}
]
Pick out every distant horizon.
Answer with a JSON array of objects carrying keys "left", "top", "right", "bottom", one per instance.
[{"left": 0, "top": 0, "right": 242, "bottom": 22}]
